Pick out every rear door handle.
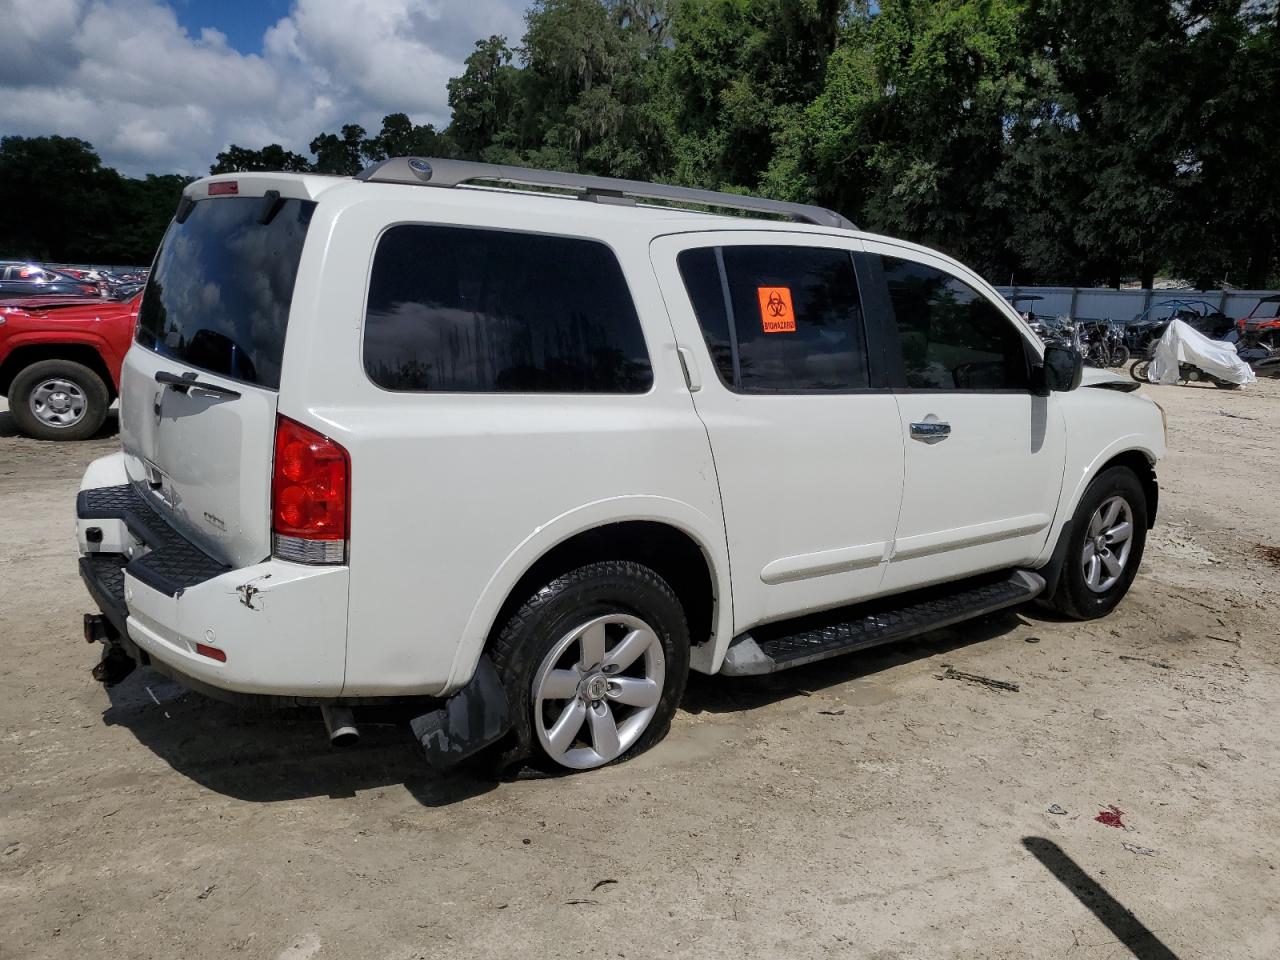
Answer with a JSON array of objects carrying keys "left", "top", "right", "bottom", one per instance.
[{"left": 909, "top": 421, "right": 951, "bottom": 443}]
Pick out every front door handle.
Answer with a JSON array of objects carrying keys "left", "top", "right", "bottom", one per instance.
[{"left": 910, "top": 421, "right": 951, "bottom": 443}]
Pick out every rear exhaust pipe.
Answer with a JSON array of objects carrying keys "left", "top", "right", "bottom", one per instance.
[{"left": 320, "top": 705, "right": 359, "bottom": 747}]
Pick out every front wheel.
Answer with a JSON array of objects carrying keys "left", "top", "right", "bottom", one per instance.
[
  {"left": 1110, "top": 344, "right": 1131, "bottom": 367},
  {"left": 1129, "top": 358, "right": 1152, "bottom": 383},
  {"left": 7, "top": 359, "right": 111, "bottom": 441},
  {"left": 1041, "top": 466, "right": 1148, "bottom": 620},
  {"left": 488, "top": 561, "right": 690, "bottom": 773}
]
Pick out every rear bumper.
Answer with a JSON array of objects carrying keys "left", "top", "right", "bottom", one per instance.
[{"left": 77, "top": 454, "right": 351, "bottom": 699}]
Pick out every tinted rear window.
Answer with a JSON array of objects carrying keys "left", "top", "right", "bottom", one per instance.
[
  {"left": 136, "top": 196, "right": 316, "bottom": 389},
  {"left": 363, "top": 225, "right": 652, "bottom": 393}
]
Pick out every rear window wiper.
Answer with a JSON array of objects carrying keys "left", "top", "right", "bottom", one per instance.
[{"left": 155, "top": 370, "right": 242, "bottom": 398}]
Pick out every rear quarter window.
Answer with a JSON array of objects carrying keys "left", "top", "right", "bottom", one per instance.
[{"left": 363, "top": 225, "right": 653, "bottom": 394}]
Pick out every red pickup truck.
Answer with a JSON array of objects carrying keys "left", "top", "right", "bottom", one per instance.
[{"left": 0, "top": 293, "right": 141, "bottom": 440}]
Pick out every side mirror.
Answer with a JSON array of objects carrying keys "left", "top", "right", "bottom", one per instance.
[{"left": 1035, "top": 343, "right": 1083, "bottom": 395}]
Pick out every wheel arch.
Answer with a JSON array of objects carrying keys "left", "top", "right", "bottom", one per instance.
[
  {"left": 0, "top": 341, "right": 118, "bottom": 399},
  {"left": 446, "top": 497, "right": 733, "bottom": 693},
  {"left": 1035, "top": 444, "right": 1159, "bottom": 589}
]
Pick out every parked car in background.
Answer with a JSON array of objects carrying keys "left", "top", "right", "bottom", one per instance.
[
  {"left": 0, "top": 262, "right": 100, "bottom": 301},
  {"left": 0, "top": 291, "right": 141, "bottom": 439},
  {"left": 1238, "top": 294, "right": 1280, "bottom": 349}
]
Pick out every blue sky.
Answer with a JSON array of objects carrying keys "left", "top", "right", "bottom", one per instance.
[
  {"left": 0, "top": 0, "right": 528, "bottom": 177},
  {"left": 172, "top": 0, "right": 294, "bottom": 54}
]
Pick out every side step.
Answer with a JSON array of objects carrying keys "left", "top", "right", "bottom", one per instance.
[{"left": 719, "top": 569, "right": 1045, "bottom": 676}]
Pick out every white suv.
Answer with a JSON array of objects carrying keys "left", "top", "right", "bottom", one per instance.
[{"left": 76, "top": 158, "right": 1165, "bottom": 773}]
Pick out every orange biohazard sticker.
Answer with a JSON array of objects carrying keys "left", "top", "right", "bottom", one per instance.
[{"left": 757, "top": 286, "right": 796, "bottom": 333}]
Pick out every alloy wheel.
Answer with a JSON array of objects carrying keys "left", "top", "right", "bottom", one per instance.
[
  {"left": 1082, "top": 495, "right": 1134, "bottom": 593},
  {"left": 532, "top": 613, "right": 665, "bottom": 770}
]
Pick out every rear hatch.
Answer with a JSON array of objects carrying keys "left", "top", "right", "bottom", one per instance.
[{"left": 119, "top": 183, "right": 317, "bottom": 569}]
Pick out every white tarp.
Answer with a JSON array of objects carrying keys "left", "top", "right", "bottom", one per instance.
[{"left": 1148, "top": 318, "right": 1256, "bottom": 386}]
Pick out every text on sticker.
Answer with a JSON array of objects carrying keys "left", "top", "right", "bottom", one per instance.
[{"left": 757, "top": 286, "right": 796, "bottom": 333}]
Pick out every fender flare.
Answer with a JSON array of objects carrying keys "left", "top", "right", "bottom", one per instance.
[
  {"left": 444, "top": 495, "right": 734, "bottom": 692},
  {"left": 1, "top": 330, "right": 122, "bottom": 390}
]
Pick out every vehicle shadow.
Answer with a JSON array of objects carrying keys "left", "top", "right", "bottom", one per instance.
[
  {"left": 681, "top": 608, "right": 1033, "bottom": 715},
  {"left": 99, "top": 605, "right": 1038, "bottom": 804},
  {"left": 101, "top": 668, "right": 497, "bottom": 806}
]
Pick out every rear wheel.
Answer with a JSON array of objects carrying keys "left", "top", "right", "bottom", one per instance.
[
  {"left": 8, "top": 359, "right": 110, "bottom": 441},
  {"left": 489, "top": 561, "right": 690, "bottom": 773},
  {"left": 1041, "top": 466, "right": 1148, "bottom": 620}
]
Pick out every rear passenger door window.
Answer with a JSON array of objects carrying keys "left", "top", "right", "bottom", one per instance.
[
  {"left": 677, "top": 245, "right": 869, "bottom": 392},
  {"left": 879, "top": 255, "right": 1029, "bottom": 391},
  {"left": 364, "top": 225, "right": 652, "bottom": 393}
]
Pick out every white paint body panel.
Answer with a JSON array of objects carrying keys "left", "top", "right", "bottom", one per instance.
[
  {"left": 859, "top": 238, "right": 1065, "bottom": 591},
  {"left": 75, "top": 172, "right": 1166, "bottom": 701},
  {"left": 649, "top": 232, "right": 905, "bottom": 635}
]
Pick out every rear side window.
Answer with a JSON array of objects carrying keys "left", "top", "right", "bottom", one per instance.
[
  {"left": 879, "top": 256, "right": 1030, "bottom": 391},
  {"left": 677, "top": 245, "right": 868, "bottom": 392},
  {"left": 137, "top": 196, "right": 316, "bottom": 389},
  {"left": 363, "top": 226, "right": 652, "bottom": 393}
]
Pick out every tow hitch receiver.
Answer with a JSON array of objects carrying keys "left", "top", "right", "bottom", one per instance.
[
  {"left": 83, "top": 613, "right": 113, "bottom": 644},
  {"left": 409, "top": 655, "right": 511, "bottom": 769},
  {"left": 84, "top": 613, "right": 136, "bottom": 685}
]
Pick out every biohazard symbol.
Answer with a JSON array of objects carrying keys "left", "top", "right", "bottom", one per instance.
[{"left": 757, "top": 286, "right": 796, "bottom": 333}]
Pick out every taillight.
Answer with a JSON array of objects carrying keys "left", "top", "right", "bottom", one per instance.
[{"left": 271, "top": 415, "right": 349, "bottom": 564}]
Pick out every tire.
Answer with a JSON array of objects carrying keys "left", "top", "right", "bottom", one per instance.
[
  {"left": 7, "top": 359, "right": 110, "bottom": 441},
  {"left": 488, "top": 561, "right": 690, "bottom": 774},
  {"left": 1041, "top": 466, "right": 1148, "bottom": 621},
  {"left": 1110, "top": 345, "right": 1130, "bottom": 367},
  {"left": 1129, "top": 359, "right": 1152, "bottom": 383}
]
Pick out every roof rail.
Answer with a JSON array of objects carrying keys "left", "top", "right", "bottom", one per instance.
[{"left": 355, "top": 157, "right": 857, "bottom": 230}]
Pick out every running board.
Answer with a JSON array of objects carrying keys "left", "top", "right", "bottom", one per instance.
[{"left": 719, "top": 570, "right": 1045, "bottom": 676}]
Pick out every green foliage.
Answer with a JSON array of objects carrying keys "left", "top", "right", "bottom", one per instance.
[
  {"left": 0, "top": 135, "right": 191, "bottom": 265},
  {"left": 211, "top": 143, "right": 311, "bottom": 173},
  {"left": 5, "top": 1, "right": 1278, "bottom": 284}
]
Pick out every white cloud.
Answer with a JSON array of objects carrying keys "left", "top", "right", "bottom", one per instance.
[{"left": 0, "top": 0, "right": 528, "bottom": 176}]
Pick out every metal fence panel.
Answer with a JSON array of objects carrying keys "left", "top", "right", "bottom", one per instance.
[{"left": 994, "top": 286, "right": 1279, "bottom": 322}]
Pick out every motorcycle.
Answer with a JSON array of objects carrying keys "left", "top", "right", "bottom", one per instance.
[
  {"left": 1129, "top": 318, "right": 1256, "bottom": 389},
  {"left": 1079, "top": 320, "right": 1130, "bottom": 367}
]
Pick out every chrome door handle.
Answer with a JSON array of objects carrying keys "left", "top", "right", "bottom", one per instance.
[{"left": 909, "top": 421, "right": 951, "bottom": 443}]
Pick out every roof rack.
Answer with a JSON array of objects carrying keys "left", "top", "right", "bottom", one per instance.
[{"left": 355, "top": 157, "right": 857, "bottom": 230}]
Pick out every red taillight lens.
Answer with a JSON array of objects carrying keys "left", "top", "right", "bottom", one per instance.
[{"left": 271, "top": 416, "right": 349, "bottom": 563}]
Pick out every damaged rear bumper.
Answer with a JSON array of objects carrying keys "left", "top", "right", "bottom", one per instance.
[{"left": 77, "top": 473, "right": 350, "bottom": 700}]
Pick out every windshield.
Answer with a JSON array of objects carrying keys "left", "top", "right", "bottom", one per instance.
[{"left": 136, "top": 196, "right": 316, "bottom": 389}]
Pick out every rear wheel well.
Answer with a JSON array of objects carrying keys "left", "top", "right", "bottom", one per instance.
[
  {"left": 1095, "top": 450, "right": 1158, "bottom": 528},
  {"left": 487, "top": 522, "right": 716, "bottom": 654},
  {"left": 0, "top": 344, "right": 116, "bottom": 399}
]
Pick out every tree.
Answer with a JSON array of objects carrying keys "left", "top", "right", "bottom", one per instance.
[
  {"left": 309, "top": 124, "right": 372, "bottom": 175},
  {"left": 365, "top": 113, "right": 455, "bottom": 161},
  {"left": 210, "top": 143, "right": 311, "bottom": 174},
  {"left": 0, "top": 136, "right": 187, "bottom": 265},
  {"left": 447, "top": 36, "right": 522, "bottom": 159}
]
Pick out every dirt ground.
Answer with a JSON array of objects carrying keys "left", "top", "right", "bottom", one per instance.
[{"left": 1, "top": 379, "right": 1278, "bottom": 960}]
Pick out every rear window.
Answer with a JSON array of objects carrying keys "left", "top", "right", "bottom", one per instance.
[
  {"left": 136, "top": 196, "right": 316, "bottom": 389},
  {"left": 363, "top": 225, "right": 652, "bottom": 393}
]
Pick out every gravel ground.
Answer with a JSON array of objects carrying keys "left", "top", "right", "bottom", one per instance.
[{"left": 1, "top": 380, "right": 1278, "bottom": 960}]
